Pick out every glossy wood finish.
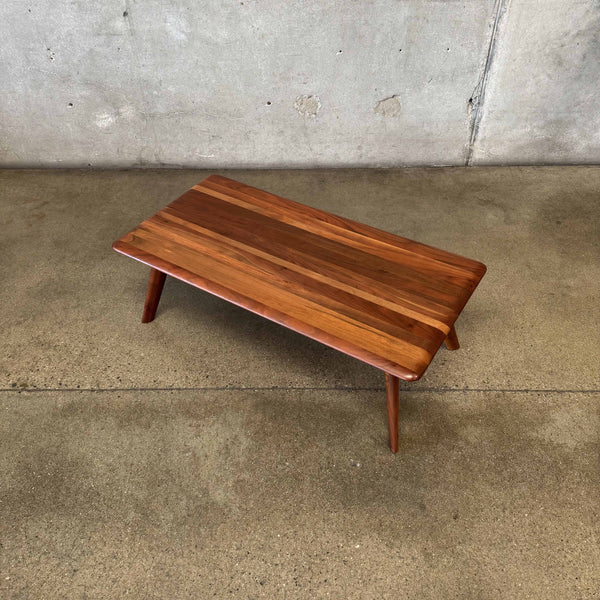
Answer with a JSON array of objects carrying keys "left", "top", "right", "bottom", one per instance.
[
  {"left": 385, "top": 373, "right": 400, "bottom": 453},
  {"left": 113, "top": 174, "right": 486, "bottom": 381},
  {"left": 444, "top": 324, "right": 460, "bottom": 350},
  {"left": 142, "top": 268, "right": 166, "bottom": 323}
]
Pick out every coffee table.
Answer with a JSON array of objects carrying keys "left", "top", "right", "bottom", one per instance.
[{"left": 113, "top": 175, "right": 486, "bottom": 452}]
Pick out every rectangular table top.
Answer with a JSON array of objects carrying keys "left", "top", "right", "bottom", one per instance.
[{"left": 113, "top": 175, "right": 486, "bottom": 381}]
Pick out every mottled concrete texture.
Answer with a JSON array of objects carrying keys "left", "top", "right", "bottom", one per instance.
[
  {"left": 4, "top": 0, "right": 595, "bottom": 168},
  {"left": 0, "top": 168, "right": 599, "bottom": 598},
  {"left": 4, "top": 1, "right": 598, "bottom": 168},
  {"left": 471, "top": 0, "right": 600, "bottom": 165},
  {"left": 1, "top": 390, "right": 599, "bottom": 599}
]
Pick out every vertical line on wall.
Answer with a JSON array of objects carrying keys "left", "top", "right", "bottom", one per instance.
[{"left": 466, "top": 0, "right": 509, "bottom": 166}]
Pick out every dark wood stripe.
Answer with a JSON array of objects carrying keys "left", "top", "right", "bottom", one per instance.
[
  {"left": 200, "top": 175, "right": 487, "bottom": 275},
  {"left": 194, "top": 182, "right": 484, "bottom": 283},
  {"left": 144, "top": 214, "right": 446, "bottom": 353},
  {"left": 166, "top": 191, "right": 466, "bottom": 316},
  {"left": 155, "top": 209, "right": 452, "bottom": 332},
  {"left": 192, "top": 187, "right": 476, "bottom": 294},
  {"left": 121, "top": 230, "right": 432, "bottom": 375}
]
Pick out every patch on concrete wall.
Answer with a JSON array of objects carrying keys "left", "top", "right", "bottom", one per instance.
[
  {"left": 374, "top": 95, "right": 402, "bottom": 117},
  {"left": 94, "top": 106, "right": 136, "bottom": 130},
  {"left": 294, "top": 95, "right": 321, "bottom": 118},
  {"left": 95, "top": 113, "right": 116, "bottom": 129}
]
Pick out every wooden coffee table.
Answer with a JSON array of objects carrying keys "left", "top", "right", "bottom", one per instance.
[{"left": 113, "top": 175, "right": 486, "bottom": 452}]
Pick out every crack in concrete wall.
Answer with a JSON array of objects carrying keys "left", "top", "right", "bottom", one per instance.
[{"left": 466, "top": 0, "right": 510, "bottom": 166}]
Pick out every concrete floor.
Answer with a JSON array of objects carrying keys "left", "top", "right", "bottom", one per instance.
[{"left": 0, "top": 167, "right": 598, "bottom": 599}]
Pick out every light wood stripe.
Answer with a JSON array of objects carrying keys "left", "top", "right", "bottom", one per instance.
[
  {"left": 156, "top": 210, "right": 452, "bottom": 334},
  {"left": 166, "top": 192, "right": 463, "bottom": 315},
  {"left": 142, "top": 216, "right": 444, "bottom": 352},
  {"left": 196, "top": 176, "right": 485, "bottom": 278},
  {"left": 125, "top": 228, "right": 432, "bottom": 374}
]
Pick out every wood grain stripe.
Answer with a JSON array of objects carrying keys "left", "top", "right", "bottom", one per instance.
[
  {"left": 143, "top": 215, "right": 446, "bottom": 351},
  {"left": 113, "top": 240, "right": 422, "bottom": 380},
  {"left": 166, "top": 193, "right": 463, "bottom": 316},
  {"left": 197, "top": 176, "right": 486, "bottom": 276},
  {"left": 189, "top": 188, "right": 472, "bottom": 299},
  {"left": 155, "top": 210, "right": 452, "bottom": 333},
  {"left": 124, "top": 229, "right": 432, "bottom": 375}
]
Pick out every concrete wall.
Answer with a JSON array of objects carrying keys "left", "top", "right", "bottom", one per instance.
[{"left": 1, "top": 0, "right": 598, "bottom": 168}]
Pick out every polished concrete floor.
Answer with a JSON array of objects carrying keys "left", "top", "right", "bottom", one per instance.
[{"left": 0, "top": 167, "right": 598, "bottom": 599}]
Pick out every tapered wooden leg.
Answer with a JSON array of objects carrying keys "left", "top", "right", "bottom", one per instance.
[
  {"left": 142, "top": 268, "right": 166, "bottom": 323},
  {"left": 385, "top": 372, "right": 399, "bottom": 453},
  {"left": 444, "top": 325, "right": 460, "bottom": 350}
]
